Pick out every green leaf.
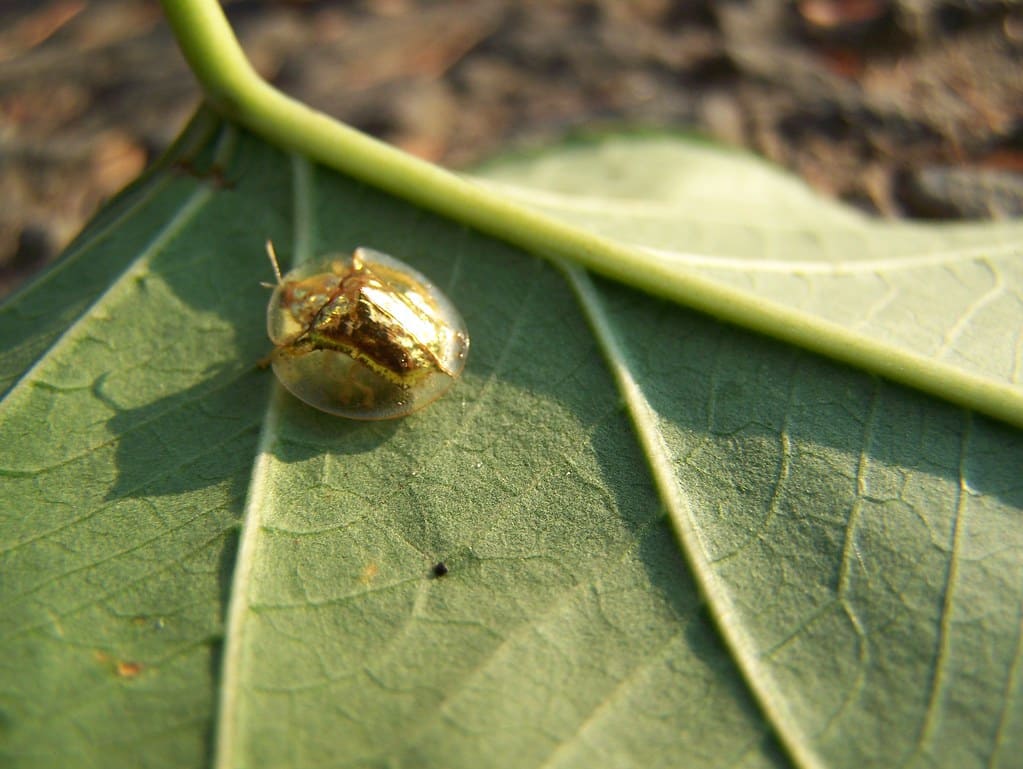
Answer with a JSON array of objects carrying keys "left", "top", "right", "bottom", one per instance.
[
  {"left": 475, "top": 134, "right": 1023, "bottom": 390},
  {"left": 2, "top": 108, "right": 1021, "bottom": 769}
]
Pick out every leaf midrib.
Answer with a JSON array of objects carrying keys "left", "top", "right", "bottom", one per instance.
[{"left": 563, "top": 264, "right": 826, "bottom": 769}]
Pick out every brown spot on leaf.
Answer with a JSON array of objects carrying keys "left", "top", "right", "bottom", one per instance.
[
  {"left": 360, "top": 562, "right": 380, "bottom": 583},
  {"left": 116, "top": 661, "right": 143, "bottom": 679}
]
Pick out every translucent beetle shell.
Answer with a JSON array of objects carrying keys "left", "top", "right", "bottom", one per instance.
[{"left": 265, "top": 242, "right": 469, "bottom": 419}]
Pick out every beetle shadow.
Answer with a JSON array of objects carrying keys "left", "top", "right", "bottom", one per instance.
[
  {"left": 101, "top": 363, "right": 269, "bottom": 504},
  {"left": 102, "top": 364, "right": 402, "bottom": 505},
  {"left": 268, "top": 392, "right": 404, "bottom": 464}
]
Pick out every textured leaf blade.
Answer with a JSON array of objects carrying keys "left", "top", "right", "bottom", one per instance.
[
  {"left": 473, "top": 136, "right": 1023, "bottom": 768},
  {"left": 570, "top": 272, "right": 1023, "bottom": 769},
  {"left": 1, "top": 117, "right": 1021, "bottom": 769}
]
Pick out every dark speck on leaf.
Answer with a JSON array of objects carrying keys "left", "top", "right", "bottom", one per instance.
[{"left": 432, "top": 562, "right": 449, "bottom": 577}]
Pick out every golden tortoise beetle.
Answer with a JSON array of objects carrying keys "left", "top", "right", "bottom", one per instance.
[{"left": 264, "top": 241, "right": 469, "bottom": 419}]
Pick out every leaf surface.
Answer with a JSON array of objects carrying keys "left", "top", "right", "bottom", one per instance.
[
  {"left": 475, "top": 135, "right": 1023, "bottom": 389},
  {"left": 0, "top": 118, "right": 1020, "bottom": 769}
]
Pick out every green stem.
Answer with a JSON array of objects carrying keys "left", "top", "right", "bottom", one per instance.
[{"left": 159, "top": 0, "right": 1023, "bottom": 430}]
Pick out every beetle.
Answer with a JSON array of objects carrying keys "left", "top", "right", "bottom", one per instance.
[{"left": 265, "top": 241, "right": 469, "bottom": 419}]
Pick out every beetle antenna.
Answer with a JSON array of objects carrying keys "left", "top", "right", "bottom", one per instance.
[{"left": 264, "top": 240, "right": 284, "bottom": 288}]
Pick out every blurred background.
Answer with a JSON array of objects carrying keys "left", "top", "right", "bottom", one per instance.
[{"left": 1, "top": 0, "right": 1021, "bottom": 295}]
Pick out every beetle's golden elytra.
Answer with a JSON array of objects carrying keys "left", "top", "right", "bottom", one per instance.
[{"left": 265, "top": 241, "right": 469, "bottom": 419}]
